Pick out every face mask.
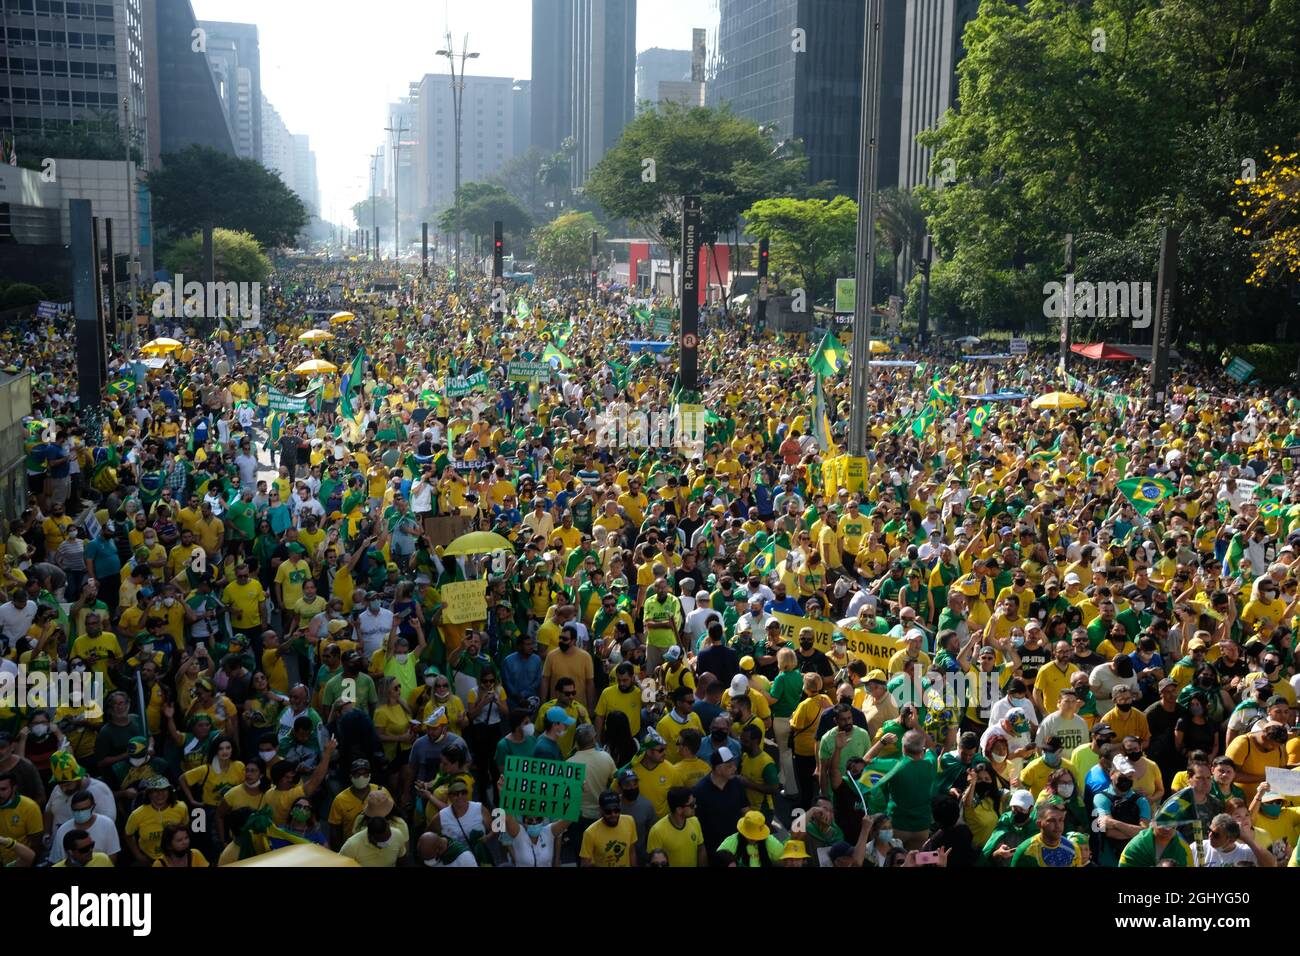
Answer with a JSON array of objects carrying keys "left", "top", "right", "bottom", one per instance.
[
  {"left": 374, "top": 839, "right": 391, "bottom": 848},
  {"left": 434, "top": 689, "right": 450, "bottom": 701},
  {"left": 623, "top": 788, "right": 640, "bottom": 801},
  {"left": 1117, "top": 702, "right": 1133, "bottom": 712},
  {"left": 521, "top": 722, "right": 535, "bottom": 737},
  {"left": 369, "top": 601, "right": 380, "bottom": 612},
  {"left": 260, "top": 750, "right": 276, "bottom": 762},
  {"left": 72, "top": 808, "right": 93, "bottom": 824},
  {"left": 163, "top": 597, "right": 175, "bottom": 607},
  {"left": 1043, "top": 751, "right": 1061, "bottom": 767},
  {"left": 1261, "top": 802, "right": 1283, "bottom": 819},
  {"left": 1115, "top": 777, "right": 1134, "bottom": 792},
  {"left": 525, "top": 823, "right": 546, "bottom": 838},
  {"left": 395, "top": 653, "right": 408, "bottom": 665},
  {"left": 31, "top": 723, "right": 49, "bottom": 738},
  {"left": 1057, "top": 782, "right": 1075, "bottom": 799},
  {"left": 1190, "top": 703, "right": 1204, "bottom": 716},
  {"left": 877, "top": 829, "right": 894, "bottom": 843},
  {"left": 992, "top": 751, "right": 1007, "bottom": 763},
  {"left": 1011, "top": 810, "right": 1030, "bottom": 825},
  {"left": 800, "top": 640, "right": 813, "bottom": 650},
  {"left": 351, "top": 776, "right": 371, "bottom": 790},
  {"left": 130, "top": 755, "right": 148, "bottom": 767}
]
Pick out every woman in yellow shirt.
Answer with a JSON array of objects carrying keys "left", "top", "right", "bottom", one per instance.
[{"left": 789, "top": 674, "right": 833, "bottom": 807}]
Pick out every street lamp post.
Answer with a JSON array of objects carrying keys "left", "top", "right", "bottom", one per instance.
[
  {"left": 848, "top": 0, "right": 884, "bottom": 457},
  {"left": 437, "top": 34, "right": 478, "bottom": 292},
  {"left": 369, "top": 150, "right": 380, "bottom": 263},
  {"left": 122, "top": 96, "right": 138, "bottom": 348},
  {"left": 385, "top": 115, "right": 408, "bottom": 261}
]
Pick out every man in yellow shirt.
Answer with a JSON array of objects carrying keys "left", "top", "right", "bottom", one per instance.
[
  {"left": 222, "top": 563, "right": 267, "bottom": 641},
  {"left": 645, "top": 787, "right": 706, "bottom": 867},
  {"left": 274, "top": 544, "right": 312, "bottom": 615},
  {"left": 579, "top": 791, "right": 638, "bottom": 867},
  {"left": 1033, "top": 641, "right": 1081, "bottom": 716},
  {"left": 194, "top": 503, "right": 224, "bottom": 556}
]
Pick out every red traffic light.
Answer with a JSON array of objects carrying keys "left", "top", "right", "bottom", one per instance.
[
  {"left": 494, "top": 240, "right": 503, "bottom": 251},
  {"left": 760, "top": 249, "right": 769, "bottom": 259}
]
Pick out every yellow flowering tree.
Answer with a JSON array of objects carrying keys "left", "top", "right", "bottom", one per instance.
[{"left": 1236, "top": 148, "right": 1300, "bottom": 287}]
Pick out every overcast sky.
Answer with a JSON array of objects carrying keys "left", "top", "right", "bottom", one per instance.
[{"left": 190, "top": 0, "right": 712, "bottom": 225}]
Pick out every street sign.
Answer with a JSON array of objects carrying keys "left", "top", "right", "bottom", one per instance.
[
  {"left": 1009, "top": 337, "right": 1028, "bottom": 356},
  {"left": 834, "top": 278, "right": 855, "bottom": 314}
]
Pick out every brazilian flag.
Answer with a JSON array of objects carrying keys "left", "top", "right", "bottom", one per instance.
[
  {"left": 745, "top": 540, "right": 788, "bottom": 575},
  {"left": 1116, "top": 476, "right": 1177, "bottom": 516},
  {"left": 968, "top": 404, "right": 992, "bottom": 438},
  {"left": 107, "top": 379, "right": 137, "bottom": 397}
]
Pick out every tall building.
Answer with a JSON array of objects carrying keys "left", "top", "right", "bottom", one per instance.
[
  {"left": 636, "top": 47, "right": 690, "bottom": 109},
  {"left": 707, "top": 0, "right": 981, "bottom": 196},
  {"left": 0, "top": 0, "right": 150, "bottom": 158},
  {"left": 511, "top": 80, "right": 531, "bottom": 160},
  {"left": 530, "top": 0, "right": 635, "bottom": 182},
  {"left": 197, "top": 20, "right": 261, "bottom": 162},
  {"left": 261, "top": 94, "right": 294, "bottom": 190},
  {"left": 414, "top": 73, "right": 517, "bottom": 215},
  {"left": 292, "top": 134, "right": 318, "bottom": 216},
  {"left": 142, "top": 0, "right": 235, "bottom": 166}
]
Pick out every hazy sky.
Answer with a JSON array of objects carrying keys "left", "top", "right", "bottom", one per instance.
[{"left": 190, "top": 0, "right": 712, "bottom": 226}]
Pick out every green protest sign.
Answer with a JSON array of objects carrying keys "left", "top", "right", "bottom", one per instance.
[
  {"left": 507, "top": 360, "right": 551, "bottom": 383},
  {"left": 445, "top": 370, "right": 488, "bottom": 397},
  {"left": 500, "top": 755, "right": 586, "bottom": 822},
  {"left": 267, "top": 386, "right": 308, "bottom": 413},
  {"left": 652, "top": 313, "right": 673, "bottom": 337}
]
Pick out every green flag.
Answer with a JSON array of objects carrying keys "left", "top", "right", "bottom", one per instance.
[
  {"left": 968, "top": 404, "right": 992, "bottom": 438},
  {"left": 1116, "top": 477, "right": 1177, "bottom": 516},
  {"left": 809, "top": 330, "right": 847, "bottom": 378},
  {"left": 107, "top": 379, "right": 136, "bottom": 396},
  {"left": 339, "top": 348, "right": 366, "bottom": 421},
  {"left": 608, "top": 360, "right": 629, "bottom": 391},
  {"left": 745, "top": 540, "right": 788, "bottom": 575},
  {"left": 811, "top": 374, "right": 832, "bottom": 451},
  {"left": 911, "top": 405, "right": 936, "bottom": 439}
]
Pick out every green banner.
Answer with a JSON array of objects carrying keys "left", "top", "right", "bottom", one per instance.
[
  {"left": 1225, "top": 357, "right": 1255, "bottom": 384},
  {"left": 834, "top": 278, "right": 855, "bottom": 314},
  {"left": 499, "top": 755, "right": 586, "bottom": 822},
  {"left": 445, "top": 370, "right": 489, "bottom": 398},
  {"left": 267, "top": 386, "right": 309, "bottom": 413},
  {"left": 652, "top": 313, "right": 673, "bottom": 337},
  {"left": 507, "top": 360, "right": 551, "bottom": 383}
]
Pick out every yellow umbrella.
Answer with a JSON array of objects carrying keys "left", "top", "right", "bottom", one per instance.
[
  {"left": 869, "top": 340, "right": 891, "bottom": 354},
  {"left": 298, "top": 328, "right": 335, "bottom": 342},
  {"left": 329, "top": 311, "right": 355, "bottom": 324},
  {"left": 293, "top": 359, "right": 338, "bottom": 374},
  {"left": 1031, "top": 391, "right": 1087, "bottom": 410},
  {"left": 442, "top": 531, "right": 515, "bottom": 556},
  {"left": 141, "top": 337, "right": 183, "bottom": 354}
]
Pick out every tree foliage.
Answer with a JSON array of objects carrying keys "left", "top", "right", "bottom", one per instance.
[
  {"left": 586, "top": 102, "right": 806, "bottom": 297},
  {"left": 148, "top": 146, "right": 308, "bottom": 249},
  {"left": 741, "top": 196, "right": 858, "bottom": 304},
  {"left": 352, "top": 196, "right": 394, "bottom": 232},
  {"left": 437, "top": 182, "right": 532, "bottom": 244},
  {"left": 1237, "top": 147, "right": 1300, "bottom": 288},
  {"left": 533, "top": 211, "right": 603, "bottom": 279},
  {"left": 162, "top": 228, "right": 272, "bottom": 285},
  {"left": 918, "top": 0, "right": 1300, "bottom": 348}
]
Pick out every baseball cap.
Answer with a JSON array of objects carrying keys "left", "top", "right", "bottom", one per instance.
[
  {"left": 1009, "top": 790, "right": 1034, "bottom": 811},
  {"left": 665, "top": 645, "right": 683, "bottom": 662},
  {"left": 730, "top": 674, "right": 749, "bottom": 697},
  {"left": 545, "top": 706, "right": 576, "bottom": 727},
  {"left": 739, "top": 655, "right": 756, "bottom": 670},
  {"left": 599, "top": 791, "right": 620, "bottom": 811},
  {"left": 865, "top": 669, "right": 887, "bottom": 684},
  {"left": 1064, "top": 572, "right": 1081, "bottom": 585},
  {"left": 827, "top": 841, "right": 856, "bottom": 862},
  {"left": 617, "top": 768, "right": 639, "bottom": 785},
  {"left": 425, "top": 707, "right": 449, "bottom": 727},
  {"left": 1112, "top": 755, "right": 1137, "bottom": 775}
]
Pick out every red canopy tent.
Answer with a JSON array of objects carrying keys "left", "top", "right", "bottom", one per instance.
[{"left": 1070, "top": 342, "right": 1138, "bottom": 361}]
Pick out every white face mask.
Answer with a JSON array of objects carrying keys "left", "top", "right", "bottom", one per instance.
[
  {"left": 395, "top": 653, "right": 408, "bottom": 665},
  {"left": 31, "top": 723, "right": 49, "bottom": 738},
  {"left": 521, "top": 722, "right": 535, "bottom": 737},
  {"left": 259, "top": 750, "right": 277, "bottom": 762},
  {"left": 129, "top": 755, "right": 148, "bottom": 766},
  {"left": 163, "top": 597, "right": 175, "bottom": 607},
  {"left": 1058, "top": 782, "right": 1075, "bottom": 799}
]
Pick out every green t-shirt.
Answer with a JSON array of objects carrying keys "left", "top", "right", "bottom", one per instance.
[
  {"left": 769, "top": 669, "right": 805, "bottom": 719},
  {"left": 1118, "top": 827, "right": 1192, "bottom": 867},
  {"left": 866, "top": 755, "right": 937, "bottom": 832},
  {"left": 321, "top": 671, "right": 378, "bottom": 712}
]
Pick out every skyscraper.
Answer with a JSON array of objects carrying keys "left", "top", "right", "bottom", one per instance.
[
  {"left": 530, "top": 0, "right": 635, "bottom": 183},
  {"left": 636, "top": 47, "right": 691, "bottom": 110},
  {"left": 415, "top": 73, "right": 518, "bottom": 215},
  {"left": 142, "top": 0, "right": 235, "bottom": 166},
  {"left": 197, "top": 20, "right": 262, "bottom": 162}
]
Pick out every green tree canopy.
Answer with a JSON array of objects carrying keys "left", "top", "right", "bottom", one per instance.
[
  {"left": 352, "top": 196, "right": 394, "bottom": 232},
  {"left": 533, "top": 211, "right": 603, "bottom": 279},
  {"left": 437, "top": 182, "right": 533, "bottom": 244},
  {"left": 162, "top": 228, "right": 271, "bottom": 285},
  {"left": 918, "top": 0, "right": 1300, "bottom": 346},
  {"left": 148, "top": 145, "right": 308, "bottom": 249},
  {"left": 741, "top": 196, "right": 858, "bottom": 304},
  {"left": 586, "top": 102, "right": 806, "bottom": 294}
]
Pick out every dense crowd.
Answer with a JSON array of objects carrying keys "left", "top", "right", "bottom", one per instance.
[{"left": 2, "top": 261, "right": 1299, "bottom": 870}]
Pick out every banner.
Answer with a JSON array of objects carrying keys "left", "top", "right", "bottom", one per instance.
[
  {"left": 768, "top": 612, "right": 893, "bottom": 671},
  {"left": 834, "top": 278, "right": 855, "bottom": 314},
  {"left": 440, "top": 579, "right": 488, "bottom": 624},
  {"left": 507, "top": 360, "right": 550, "bottom": 383},
  {"left": 1225, "top": 357, "right": 1254, "bottom": 384},
  {"left": 652, "top": 313, "right": 673, "bottom": 337},
  {"left": 1009, "top": 337, "right": 1028, "bottom": 356},
  {"left": 499, "top": 755, "right": 587, "bottom": 822},
  {"left": 446, "top": 370, "right": 488, "bottom": 398},
  {"left": 267, "top": 386, "right": 308, "bottom": 413}
]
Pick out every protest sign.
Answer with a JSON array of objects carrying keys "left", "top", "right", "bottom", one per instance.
[
  {"left": 446, "top": 370, "right": 488, "bottom": 397},
  {"left": 500, "top": 756, "right": 587, "bottom": 822},
  {"left": 1265, "top": 766, "right": 1300, "bottom": 797},
  {"left": 441, "top": 579, "right": 488, "bottom": 624},
  {"left": 267, "top": 386, "right": 308, "bottom": 413},
  {"left": 507, "top": 360, "right": 550, "bottom": 383},
  {"left": 768, "top": 612, "right": 894, "bottom": 671}
]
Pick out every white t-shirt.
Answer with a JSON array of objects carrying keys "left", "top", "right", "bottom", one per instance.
[
  {"left": 45, "top": 776, "right": 117, "bottom": 828},
  {"left": 50, "top": 812, "right": 121, "bottom": 863},
  {"left": 1195, "top": 839, "right": 1256, "bottom": 867},
  {"left": 0, "top": 601, "right": 37, "bottom": 641},
  {"left": 508, "top": 826, "right": 557, "bottom": 867},
  {"left": 357, "top": 608, "right": 395, "bottom": 656}
]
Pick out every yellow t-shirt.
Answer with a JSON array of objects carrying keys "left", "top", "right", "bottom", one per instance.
[
  {"left": 275, "top": 559, "right": 312, "bottom": 610},
  {"left": 579, "top": 815, "right": 638, "bottom": 866},
  {"left": 0, "top": 795, "right": 43, "bottom": 865},
  {"left": 656, "top": 710, "right": 704, "bottom": 762},
  {"left": 126, "top": 802, "right": 190, "bottom": 860},
  {"left": 646, "top": 815, "right": 704, "bottom": 867},
  {"left": 596, "top": 684, "right": 643, "bottom": 737},
  {"left": 182, "top": 761, "right": 246, "bottom": 806},
  {"left": 629, "top": 754, "right": 682, "bottom": 818},
  {"left": 222, "top": 579, "right": 266, "bottom": 629}
]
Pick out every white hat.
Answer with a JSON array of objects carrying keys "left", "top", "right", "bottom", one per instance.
[
  {"left": 1112, "top": 755, "right": 1137, "bottom": 776},
  {"left": 1064, "top": 572, "right": 1081, "bottom": 585},
  {"left": 729, "top": 674, "right": 749, "bottom": 697},
  {"left": 1009, "top": 790, "right": 1034, "bottom": 811}
]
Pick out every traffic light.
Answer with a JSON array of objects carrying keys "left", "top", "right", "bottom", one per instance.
[{"left": 492, "top": 220, "right": 503, "bottom": 280}]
